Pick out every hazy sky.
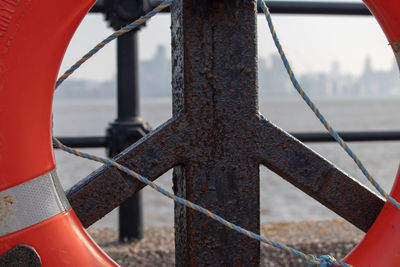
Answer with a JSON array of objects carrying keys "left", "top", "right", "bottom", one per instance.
[{"left": 59, "top": 0, "right": 397, "bottom": 82}]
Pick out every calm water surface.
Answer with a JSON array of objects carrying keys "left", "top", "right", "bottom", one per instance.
[{"left": 52, "top": 97, "right": 400, "bottom": 228}]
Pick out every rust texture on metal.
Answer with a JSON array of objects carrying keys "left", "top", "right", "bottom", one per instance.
[
  {"left": 0, "top": 244, "right": 41, "bottom": 267},
  {"left": 171, "top": 0, "right": 260, "bottom": 265},
  {"left": 64, "top": 0, "right": 386, "bottom": 265},
  {"left": 66, "top": 116, "right": 189, "bottom": 227},
  {"left": 255, "top": 119, "right": 384, "bottom": 232}
]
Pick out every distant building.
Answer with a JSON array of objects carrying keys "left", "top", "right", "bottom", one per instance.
[
  {"left": 259, "top": 54, "right": 400, "bottom": 98},
  {"left": 258, "top": 54, "right": 293, "bottom": 97},
  {"left": 56, "top": 45, "right": 400, "bottom": 100},
  {"left": 356, "top": 57, "right": 400, "bottom": 96},
  {"left": 140, "top": 45, "right": 171, "bottom": 98}
]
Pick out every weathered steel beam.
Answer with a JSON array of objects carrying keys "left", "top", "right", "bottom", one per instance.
[
  {"left": 256, "top": 118, "right": 385, "bottom": 232},
  {"left": 171, "top": 0, "right": 260, "bottom": 265},
  {"left": 67, "top": 3, "right": 385, "bottom": 266},
  {"left": 66, "top": 116, "right": 187, "bottom": 227}
]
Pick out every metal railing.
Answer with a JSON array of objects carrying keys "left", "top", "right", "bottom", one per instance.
[
  {"left": 56, "top": 0, "right": 395, "bottom": 247},
  {"left": 90, "top": 1, "right": 372, "bottom": 15},
  {"left": 55, "top": 131, "right": 400, "bottom": 148}
]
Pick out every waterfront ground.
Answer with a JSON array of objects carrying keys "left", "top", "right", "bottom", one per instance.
[{"left": 88, "top": 219, "right": 364, "bottom": 266}]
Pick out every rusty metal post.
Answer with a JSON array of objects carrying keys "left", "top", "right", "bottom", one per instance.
[
  {"left": 171, "top": 0, "right": 260, "bottom": 265},
  {"left": 69, "top": 0, "right": 384, "bottom": 243}
]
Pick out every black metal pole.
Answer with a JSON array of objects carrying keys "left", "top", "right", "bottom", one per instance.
[
  {"left": 117, "top": 32, "right": 140, "bottom": 121},
  {"left": 257, "top": 1, "right": 371, "bottom": 15},
  {"left": 118, "top": 31, "right": 142, "bottom": 243},
  {"left": 134, "top": 1, "right": 371, "bottom": 16},
  {"left": 107, "top": 30, "right": 149, "bottom": 242}
]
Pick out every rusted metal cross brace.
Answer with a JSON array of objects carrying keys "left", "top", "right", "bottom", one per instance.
[{"left": 66, "top": 0, "right": 383, "bottom": 265}]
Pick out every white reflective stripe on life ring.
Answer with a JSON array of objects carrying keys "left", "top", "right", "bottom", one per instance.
[{"left": 0, "top": 170, "right": 70, "bottom": 237}]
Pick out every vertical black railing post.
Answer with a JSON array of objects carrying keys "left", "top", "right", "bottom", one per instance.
[{"left": 105, "top": 0, "right": 151, "bottom": 242}]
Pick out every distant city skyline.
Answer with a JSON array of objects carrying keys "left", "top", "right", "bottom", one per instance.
[
  {"left": 55, "top": 44, "right": 400, "bottom": 100},
  {"left": 59, "top": 0, "right": 396, "bottom": 83}
]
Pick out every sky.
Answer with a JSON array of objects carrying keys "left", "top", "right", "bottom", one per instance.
[{"left": 59, "top": 0, "right": 397, "bottom": 82}]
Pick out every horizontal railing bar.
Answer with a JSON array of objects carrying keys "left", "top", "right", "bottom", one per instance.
[
  {"left": 54, "top": 131, "right": 400, "bottom": 148},
  {"left": 54, "top": 136, "right": 107, "bottom": 148},
  {"left": 293, "top": 131, "right": 400, "bottom": 142},
  {"left": 90, "top": 1, "right": 371, "bottom": 16},
  {"left": 257, "top": 1, "right": 370, "bottom": 16}
]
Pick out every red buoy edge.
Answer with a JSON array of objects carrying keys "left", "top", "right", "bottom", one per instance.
[
  {"left": 0, "top": 0, "right": 117, "bottom": 265},
  {"left": 1, "top": 0, "right": 400, "bottom": 266},
  {"left": 363, "top": 0, "right": 400, "bottom": 43},
  {"left": 341, "top": 1, "right": 400, "bottom": 266},
  {"left": 343, "top": 166, "right": 400, "bottom": 266}
]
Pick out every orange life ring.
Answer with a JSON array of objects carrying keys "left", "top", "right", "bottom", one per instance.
[
  {"left": 0, "top": 0, "right": 117, "bottom": 265},
  {"left": 1, "top": 0, "right": 400, "bottom": 266},
  {"left": 341, "top": 2, "right": 400, "bottom": 265}
]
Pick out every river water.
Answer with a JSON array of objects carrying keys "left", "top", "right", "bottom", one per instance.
[{"left": 52, "top": 97, "right": 400, "bottom": 228}]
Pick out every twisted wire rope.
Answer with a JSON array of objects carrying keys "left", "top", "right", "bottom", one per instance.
[
  {"left": 51, "top": 0, "right": 398, "bottom": 265},
  {"left": 53, "top": 137, "right": 349, "bottom": 267},
  {"left": 259, "top": 0, "right": 400, "bottom": 209}
]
